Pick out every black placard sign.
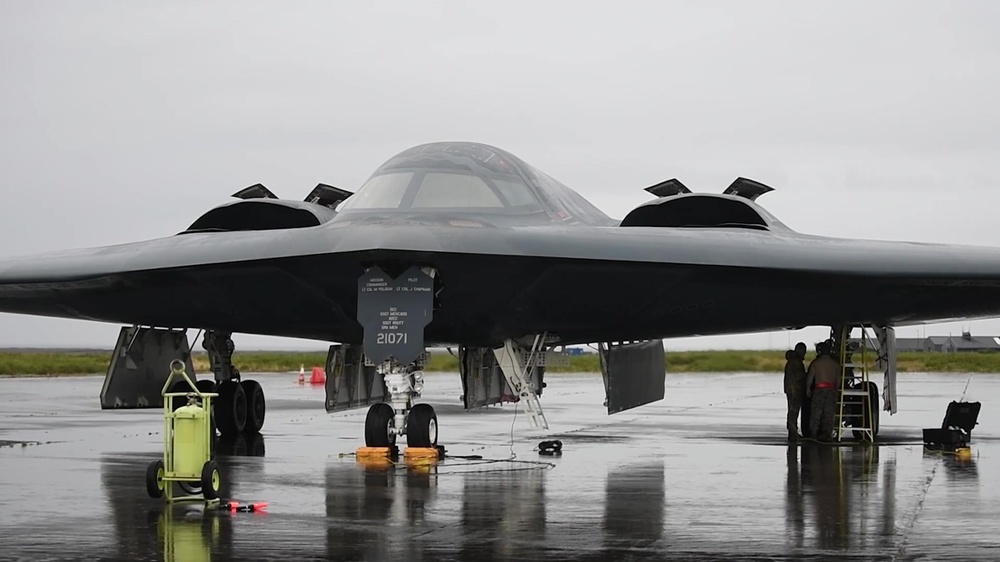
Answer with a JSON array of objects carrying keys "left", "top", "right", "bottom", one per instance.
[{"left": 357, "top": 266, "right": 433, "bottom": 365}]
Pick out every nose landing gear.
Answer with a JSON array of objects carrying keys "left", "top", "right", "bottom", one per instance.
[{"left": 363, "top": 360, "right": 437, "bottom": 448}]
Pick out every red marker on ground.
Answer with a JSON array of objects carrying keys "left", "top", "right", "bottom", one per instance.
[{"left": 220, "top": 501, "right": 268, "bottom": 513}]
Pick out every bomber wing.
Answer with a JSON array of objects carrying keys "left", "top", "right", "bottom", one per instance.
[{"left": 2, "top": 222, "right": 1000, "bottom": 345}]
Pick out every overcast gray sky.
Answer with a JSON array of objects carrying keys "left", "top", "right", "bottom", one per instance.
[{"left": 1, "top": 1, "right": 999, "bottom": 350}]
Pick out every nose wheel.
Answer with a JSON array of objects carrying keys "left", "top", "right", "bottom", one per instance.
[
  {"left": 407, "top": 403, "right": 438, "bottom": 447},
  {"left": 364, "top": 402, "right": 438, "bottom": 448},
  {"left": 364, "top": 403, "right": 397, "bottom": 447},
  {"left": 363, "top": 360, "right": 437, "bottom": 449}
]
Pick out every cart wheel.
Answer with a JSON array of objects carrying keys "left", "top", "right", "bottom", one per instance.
[
  {"left": 201, "top": 460, "right": 221, "bottom": 500},
  {"left": 180, "top": 482, "right": 202, "bottom": 495},
  {"left": 145, "top": 460, "right": 165, "bottom": 498}
]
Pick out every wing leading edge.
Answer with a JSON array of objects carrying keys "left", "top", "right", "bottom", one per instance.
[{"left": 3, "top": 222, "right": 1000, "bottom": 344}]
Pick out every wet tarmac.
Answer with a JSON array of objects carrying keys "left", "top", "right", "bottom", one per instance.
[{"left": 0, "top": 371, "right": 996, "bottom": 561}]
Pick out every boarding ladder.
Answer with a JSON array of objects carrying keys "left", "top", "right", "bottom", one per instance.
[
  {"left": 835, "top": 325, "right": 877, "bottom": 443},
  {"left": 494, "top": 339, "right": 549, "bottom": 429}
]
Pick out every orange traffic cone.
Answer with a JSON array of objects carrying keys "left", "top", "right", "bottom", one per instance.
[
  {"left": 298, "top": 364, "right": 305, "bottom": 384},
  {"left": 310, "top": 367, "right": 326, "bottom": 385}
]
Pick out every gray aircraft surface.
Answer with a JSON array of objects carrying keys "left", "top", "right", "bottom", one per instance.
[{"left": 1, "top": 141, "right": 998, "bottom": 446}]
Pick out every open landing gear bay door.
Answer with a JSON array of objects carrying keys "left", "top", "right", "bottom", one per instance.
[
  {"left": 460, "top": 347, "right": 510, "bottom": 409},
  {"left": 874, "top": 326, "right": 898, "bottom": 414},
  {"left": 324, "top": 344, "right": 387, "bottom": 413},
  {"left": 459, "top": 346, "right": 545, "bottom": 409},
  {"left": 100, "top": 326, "right": 195, "bottom": 409},
  {"left": 599, "top": 340, "right": 665, "bottom": 414}
]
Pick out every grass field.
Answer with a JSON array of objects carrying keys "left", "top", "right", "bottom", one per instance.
[{"left": 2, "top": 349, "right": 999, "bottom": 376}]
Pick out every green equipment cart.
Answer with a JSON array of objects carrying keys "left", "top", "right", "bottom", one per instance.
[{"left": 146, "top": 359, "right": 222, "bottom": 503}]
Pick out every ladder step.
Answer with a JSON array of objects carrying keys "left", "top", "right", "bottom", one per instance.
[{"left": 840, "top": 389, "right": 870, "bottom": 396}]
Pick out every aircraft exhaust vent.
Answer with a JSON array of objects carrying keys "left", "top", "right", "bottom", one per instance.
[
  {"left": 304, "top": 183, "right": 354, "bottom": 209},
  {"left": 721, "top": 177, "right": 774, "bottom": 201},
  {"left": 644, "top": 179, "right": 691, "bottom": 198},
  {"left": 643, "top": 177, "right": 775, "bottom": 202},
  {"left": 232, "top": 183, "right": 279, "bottom": 200}
]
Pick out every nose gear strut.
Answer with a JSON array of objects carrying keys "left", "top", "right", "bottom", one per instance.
[{"left": 364, "top": 359, "right": 437, "bottom": 448}]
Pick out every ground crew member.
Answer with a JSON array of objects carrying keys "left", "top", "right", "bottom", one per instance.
[
  {"left": 806, "top": 341, "right": 840, "bottom": 442},
  {"left": 783, "top": 342, "right": 807, "bottom": 440}
]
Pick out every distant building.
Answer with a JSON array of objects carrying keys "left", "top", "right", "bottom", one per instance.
[
  {"left": 894, "top": 338, "right": 927, "bottom": 353},
  {"left": 853, "top": 332, "right": 1000, "bottom": 353},
  {"left": 900, "top": 332, "right": 1000, "bottom": 353},
  {"left": 944, "top": 331, "right": 1000, "bottom": 353},
  {"left": 924, "top": 336, "right": 951, "bottom": 352}
]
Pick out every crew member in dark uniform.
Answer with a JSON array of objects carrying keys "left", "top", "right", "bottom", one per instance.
[{"left": 783, "top": 342, "right": 807, "bottom": 440}]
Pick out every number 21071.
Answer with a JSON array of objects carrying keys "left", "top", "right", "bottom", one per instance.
[{"left": 377, "top": 332, "right": 408, "bottom": 344}]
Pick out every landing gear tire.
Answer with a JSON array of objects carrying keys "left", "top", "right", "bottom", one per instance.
[
  {"left": 853, "top": 382, "right": 880, "bottom": 440},
  {"left": 194, "top": 379, "right": 218, "bottom": 450},
  {"left": 240, "top": 380, "right": 265, "bottom": 434},
  {"left": 216, "top": 381, "right": 247, "bottom": 438},
  {"left": 201, "top": 460, "right": 221, "bottom": 500},
  {"left": 407, "top": 403, "right": 438, "bottom": 447},
  {"left": 365, "top": 403, "right": 396, "bottom": 447},
  {"left": 168, "top": 381, "right": 193, "bottom": 411},
  {"left": 145, "top": 459, "right": 165, "bottom": 498}
]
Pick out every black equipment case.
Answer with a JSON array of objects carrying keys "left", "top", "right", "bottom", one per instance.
[{"left": 922, "top": 401, "right": 981, "bottom": 449}]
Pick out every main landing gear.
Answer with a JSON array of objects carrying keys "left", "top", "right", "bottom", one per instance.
[
  {"left": 363, "top": 360, "right": 437, "bottom": 448},
  {"left": 99, "top": 326, "right": 265, "bottom": 439},
  {"left": 192, "top": 331, "right": 266, "bottom": 438}
]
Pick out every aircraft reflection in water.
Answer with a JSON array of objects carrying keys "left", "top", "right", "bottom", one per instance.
[
  {"left": 324, "top": 461, "right": 550, "bottom": 561},
  {"left": 785, "top": 445, "right": 895, "bottom": 552},
  {"left": 785, "top": 444, "right": 977, "bottom": 553},
  {"left": 99, "top": 435, "right": 263, "bottom": 562},
  {"left": 324, "top": 461, "right": 441, "bottom": 561},
  {"left": 215, "top": 432, "right": 265, "bottom": 458},
  {"left": 96, "top": 447, "right": 984, "bottom": 560},
  {"left": 602, "top": 463, "right": 666, "bottom": 554},
  {"left": 98, "top": 453, "right": 667, "bottom": 561},
  {"left": 324, "top": 460, "right": 666, "bottom": 561}
]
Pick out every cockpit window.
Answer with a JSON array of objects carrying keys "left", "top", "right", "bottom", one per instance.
[
  {"left": 411, "top": 173, "right": 504, "bottom": 208},
  {"left": 340, "top": 169, "right": 543, "bottom": 211},
  {"left": 339, "top": 172, "right": 413, "bottom": 210},
  {"left": 492, "top": 178, "right": 538, "bottom": 207}
]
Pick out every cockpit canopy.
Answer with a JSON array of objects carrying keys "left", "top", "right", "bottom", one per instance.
[
  {"left": 337, "top": 142, "right": 614, "bottom": 225},
  {"left": 339, "top": 170, "right": 538, "bottom": 210}
]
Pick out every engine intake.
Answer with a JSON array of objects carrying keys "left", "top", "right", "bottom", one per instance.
[
  {"left": 621, "top": 194, "right": 771, "bottom": 230},
  {"left": 184, "top": 200, "right": 336, "bottom": 233}
]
